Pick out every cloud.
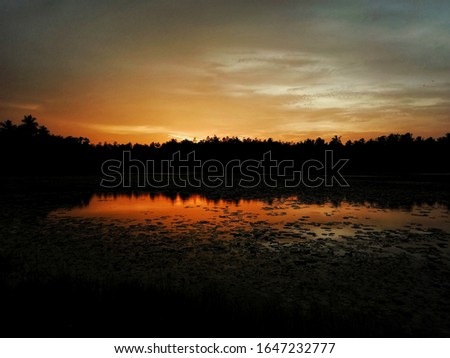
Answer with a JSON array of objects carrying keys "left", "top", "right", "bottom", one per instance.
[{"left": 0, "top": 0, "right": 449, "bottom": 143}]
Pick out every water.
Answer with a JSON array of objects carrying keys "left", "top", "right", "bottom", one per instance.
[{"left": 51, "top": 192, "right": 450, "bottom": 241}]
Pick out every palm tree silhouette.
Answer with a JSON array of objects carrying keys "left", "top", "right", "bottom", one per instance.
[
  {"left": 0, "top": 120, "right": 16, "bottom": 132},
  {"left": 20, "top": 115, "right": 39, "bottom": 136}
]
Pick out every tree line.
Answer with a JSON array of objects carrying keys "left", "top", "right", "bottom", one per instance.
[{"left": 1, "top": 115, "right": 449, "bottom": 175}]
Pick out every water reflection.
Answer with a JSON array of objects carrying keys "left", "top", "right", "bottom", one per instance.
[{"left": 51, "top": 192, "right": 450, "bottom": 240}]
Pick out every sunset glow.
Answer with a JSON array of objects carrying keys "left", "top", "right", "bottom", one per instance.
[{"left": 1, "top": 1, "right": 449, "bottom": 143}]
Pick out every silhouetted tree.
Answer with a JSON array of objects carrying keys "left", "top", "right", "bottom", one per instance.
[
  {"left": 0, "top": 120, "right": 17, "bottom": 132},
  {"left": 37, "top": 126, "right": 50, "bottom": 136},
  {"left": 1, "top": 114, "right": 449, "bottom": 176},
  {"left": 19, "top": 115, "right": 39, "bottom": 136}
]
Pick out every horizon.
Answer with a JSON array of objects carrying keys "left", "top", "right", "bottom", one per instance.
[
  {"left": 1, "top": 1, "right": 450, "bottom": 143},
  {"left": 3, "top": 114, "right": 450, "bottom": 146}
]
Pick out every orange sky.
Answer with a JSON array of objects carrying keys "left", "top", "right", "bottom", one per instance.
[{"left": 1, "top": 1, "right": 449, "bottom": 144}]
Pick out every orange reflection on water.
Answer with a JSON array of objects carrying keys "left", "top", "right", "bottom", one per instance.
[{"left": 53, "top": 193, "right": 450, "bottom": 239}]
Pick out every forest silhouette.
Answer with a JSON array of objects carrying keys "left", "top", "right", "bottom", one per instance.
[{"left": 1, "top": 115, "right": 449, "bottom": 176}]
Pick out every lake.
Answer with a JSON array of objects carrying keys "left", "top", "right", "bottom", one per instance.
[
  {"left": 2, "top": 177, "right": 450, "bottom": 336},
  {"left": 51, "top": 192, "right": 450, "bottom": 242}
]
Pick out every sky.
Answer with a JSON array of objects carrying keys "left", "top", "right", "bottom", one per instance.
[{"left": 1, "top": 0, "right": 449, "bottom": 144}]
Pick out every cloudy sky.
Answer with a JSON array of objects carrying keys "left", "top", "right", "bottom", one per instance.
[{"left": 1, "top": 0, "right": 449, "bottom": 143}]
